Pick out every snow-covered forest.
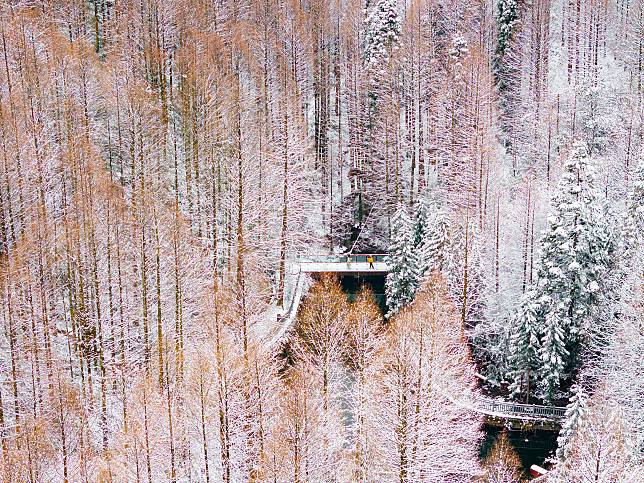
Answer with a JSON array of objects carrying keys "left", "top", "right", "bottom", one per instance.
[{"left": 0, "top": 0, "right": 641, "bottom": 481}]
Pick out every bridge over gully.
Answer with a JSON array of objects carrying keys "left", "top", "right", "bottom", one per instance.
[{"left": 274, "top": 254, "right": 565, "bottom": 431}]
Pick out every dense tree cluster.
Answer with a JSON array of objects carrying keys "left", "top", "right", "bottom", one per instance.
[
  {"left": 0, "top": 0, "right": 641, "bottom": 480},
  {"left": 506, "top": 143, "right": 612, "bottom": 402}
]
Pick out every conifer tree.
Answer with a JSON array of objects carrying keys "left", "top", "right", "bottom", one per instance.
[
  {"left": 539, "top": 310, "right": 571, "bottom": 401},
  {"left": 418, "top": 208, "right": 451, "bottom": 277},
  {"left": 535, "top": 142, "right": 610, "bottom": 401},
  {"left": 505, "top": 143, "right": 611, "bottom": 402},
  {"left": 385, "top": 205, "right": 420, "bottom": 318},
  {"left": 493, "top": 0, "right": 522, "bottom": 145},
  {"left": 507, "top": 290, "right": 542, "bottom": 401},
  {"left": 494, "top": 0, "right": 520, "bottom": 81},
  {"left": 555, "top": 383, "right": 588, "bottom": 462},
  {"left": 363, "top": 0, "right": 402, "bottom": 159},
  {"left": 622, "top": 154, "right": 644, "bottom": 253},
  {"left": 412, "top": 198, "right": 431, "bottom": 249},
  {"left": 364, "top": 0, "right": 401, "bottom": 65}
]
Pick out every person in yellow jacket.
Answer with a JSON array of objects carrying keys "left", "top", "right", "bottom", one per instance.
[{"left": 367, "top": 255, "right": 374, "bottom": 269}]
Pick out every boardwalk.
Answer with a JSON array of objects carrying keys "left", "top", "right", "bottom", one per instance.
[
  {"left": 474, "top": 397, "right": 566, "bottom": 421},
  {"left": 299, "top": 254, "right": 390, "bottom": 275}
]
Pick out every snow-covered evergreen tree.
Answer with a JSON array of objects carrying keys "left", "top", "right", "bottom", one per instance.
[
  {"left": 556, "top": 383, "right": 589, "bottom": 462},
  {"left": 412, "top": 197, "right": 431, "bottom": 249},
  {"left": 552, "top": 401, "right": 641, "bottom": 482},
  {"left": 493, "top": 0, "right": 524, "bottom": 152},
  {"left": 506, "top": 291, "right": 542, "bottom": 400},
  {"left": 622, "top": 153, "right": 644, "bottom": 253},
  {"left": 418, "top": 208, "right": 451, "bottom": 277},
  {"left": 534, "top": 142, "right": 610, "bottom": 401},
  {"left": 505, "top": 142, "right": 611, "bottom": 402},
  {"left": 539, "top": 310, "right": 571, "bottom": 401},
  {"left": 494, "top": 0, "right": 520, "bottom": 75},
  {"left": 385, "top": 205, "right": 420, "bottom": 318},
  {"left": 364, "top": 0, "right": 401, "bottom": 65}
]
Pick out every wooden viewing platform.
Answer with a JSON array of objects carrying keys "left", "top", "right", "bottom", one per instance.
[
  {"left": 298, "top": 254, "right": 390, "bottom": 275},
  {"left": 473, "top": 397, "right": 566, "bottom": 431}
]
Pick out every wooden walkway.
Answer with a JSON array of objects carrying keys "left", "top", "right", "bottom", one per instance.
[{"left": 298, "top": 254, "right": 390, "bottom": 275}]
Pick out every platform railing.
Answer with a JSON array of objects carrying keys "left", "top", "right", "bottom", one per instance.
[
  {"left": 298, "top": 253, "right": 389, "bottom": 263},
  {"left": 473, "top": 397, "right": 566, "bottom": 420}
]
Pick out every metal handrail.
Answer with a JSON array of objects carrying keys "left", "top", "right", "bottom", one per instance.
[
  {"left": 473, "top": 397, "right": 566, "bottom": 420},
  {"left": 298, "top": 254, "right": 389, "bottom": 263}
]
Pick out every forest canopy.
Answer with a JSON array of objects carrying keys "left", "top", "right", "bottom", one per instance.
[{"left": 0, "top": 0, "right": 641, "bottom": 481}]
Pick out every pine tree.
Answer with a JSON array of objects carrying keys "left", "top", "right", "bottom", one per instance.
[
  {"left": 364, "top": 0, "right": 401, "bottom": 65},
  {"left": 418, "top": 208, "right": 451, "bottom": 277},
  {"left": 507, "top": 290, "right": 542, "bottom": 401},
  {"left": 385, "top": 205, "right": 420, "bottom": 318},
  {"left": 363, "top": 0, "right": 402, "bottom": 135},
  {"left": 535, "top": 142, "right": 610, "bottom": 401},
  {"left": 622, "top": 153, "right": 644, "bottom": 253},
  {"left": 505, "top": 143, "right": 611, "bottom": 402},
  {"left": 494, "top": 0, "right": 520, "bottom": 81},
  {"left": 553, "top": 400, "right": 640, "bottom": 482},
  {"left": 539, "top": 310, "right": 571, "bottom": 402},
  {"left": 556, "top": 383, "right": 588, "bottom": 462},
  {"left": 412, "top": 198, "right": 431, "bottom": 249},
  {"left": 493, "top": 0, "right": 521, "bottom": 131}
]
